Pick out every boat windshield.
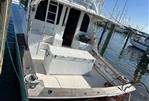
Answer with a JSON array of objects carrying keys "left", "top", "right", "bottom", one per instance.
[{"left": 68, "top": 0, "right": 104, "bottom": 14}]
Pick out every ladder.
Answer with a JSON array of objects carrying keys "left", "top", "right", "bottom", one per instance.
[{"left": 43, "top": 0, "right": 59, "bottom": 35}]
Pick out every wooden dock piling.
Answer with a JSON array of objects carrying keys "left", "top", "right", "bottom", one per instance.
[
  {"left": 100, "top": 23, "right": 116, "bottom": 56},
  {"left": 97, "top": 21, "right": 108, "bottom": 50},
  {"left": 121, "top": 29, "right": 132, "bottom": 50},
  {"left": 120, "top": 28, "right": 133, "bottom": 55}
]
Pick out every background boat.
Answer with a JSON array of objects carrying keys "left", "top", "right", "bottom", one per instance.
[{"left": 130, "top": 31, "right": 149, "bottom": 51}]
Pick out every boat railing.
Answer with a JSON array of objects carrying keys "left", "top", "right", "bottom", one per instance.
[
  {"left": 28, "top": 84, "right": 135, "bottom": 99},
  {"left": 68, "top": 0, "right": 105, "bottom": 14},
  {"left": 91, "top": 47, "right": 129, "bottom": 84}
]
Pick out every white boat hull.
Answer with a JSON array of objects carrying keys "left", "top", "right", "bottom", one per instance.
[{"left": 130, "top": 39, "right": 147, "bottom": 51}]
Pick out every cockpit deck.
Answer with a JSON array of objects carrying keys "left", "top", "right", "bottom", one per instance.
[{"left": 33, "top": 59, "right": 107, "bottom": 88}]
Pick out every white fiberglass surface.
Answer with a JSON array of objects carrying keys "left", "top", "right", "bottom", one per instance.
[
  {"left": 33, "top": 59, "right": 107, "bottom": 88},
  {"left": 67, "top": 0, "right": 104, "bottom": 14}
]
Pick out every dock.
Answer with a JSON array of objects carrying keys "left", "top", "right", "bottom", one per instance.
[{"left": 0, "top": 0, "right": 12, "bottom": 73}]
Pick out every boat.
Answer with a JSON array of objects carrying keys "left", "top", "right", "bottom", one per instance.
[
  {"left": 130, "top": 31, "right": 149, "bottom": 51},
  {"left": 0, "top": 0, "right": 12, "bottom": 74},
  {"left": 12, "top": 0, "right": 135, "bottom": 100}
]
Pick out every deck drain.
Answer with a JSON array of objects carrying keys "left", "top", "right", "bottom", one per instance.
[
  {"left": 48, "top": 90, "right": 53, "bottom": 94},
  {"left": 97, "top": 92, "right": 100, "bottom": 94},
  {"left": 84, "top": 92, "right": 87, "bottom": 95}
]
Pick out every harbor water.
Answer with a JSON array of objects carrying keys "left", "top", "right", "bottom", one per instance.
[{"left": 97, "top": 27, "right": 149, "bottom": 101}]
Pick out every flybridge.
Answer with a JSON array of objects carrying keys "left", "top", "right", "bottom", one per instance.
[
  {"left": 68, "top": 0, "right": 105, "bottom": 14},
  {"left": 69, "top": 0, "right": 96, "bottom": 9},
  {"left": 28, "top": 0, "right": 105, "bottom": 14},
  {"left": 65, "top": 0, "right": 105, "bottom": 14}
]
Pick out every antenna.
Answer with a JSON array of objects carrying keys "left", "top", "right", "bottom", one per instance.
[
  {"left": 118, "top": 0, "right": 128, "bottom": 22},
  {"left": 110, "top": 0, "right": 119, "bottom": 19}
]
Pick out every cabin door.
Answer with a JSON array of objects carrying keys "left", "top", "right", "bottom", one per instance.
[{"left": 62, "top": 8, "right": 81, "bottom": 47}]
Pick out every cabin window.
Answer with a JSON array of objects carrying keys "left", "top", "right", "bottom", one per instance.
[
  {"left": 56, "top": 4, "right": 63, "bottom": 25},
  {"left": 35, "top": 0, "right": 63, "bottom": 25},
  {"left": 47, "top": 1, "right": 58, "bottom": 24},
  {"left": 80, "top": 14, "right": 90, "bottom": 32},
  {"left": 62, "top": 7, "right": 68, "bottom": 26},
  {"left": 35, "top": 0, "right": 48, "bottom": 21}
]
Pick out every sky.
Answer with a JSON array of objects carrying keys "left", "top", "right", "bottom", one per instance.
[{"left": 101, "top": 0, "right": 149, "bottom": 33}]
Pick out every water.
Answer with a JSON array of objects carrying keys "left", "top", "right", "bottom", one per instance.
[{"left": 97, "top": 27, "right": 149, "bottom": 101}]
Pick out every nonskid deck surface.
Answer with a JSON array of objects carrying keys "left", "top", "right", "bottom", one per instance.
[{"left": 33, "top": 59, "right": 107, "bottom": 88}]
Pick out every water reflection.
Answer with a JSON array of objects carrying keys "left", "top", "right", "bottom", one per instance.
[
  {"left": 122, "top": 52, "right": 149, "bottom": 96},
  {"left": 119, "top": 46, "right": 143, "bottom": 62},
  {"left": 131, "top": 53, "right": 149, "bottom": 85}
]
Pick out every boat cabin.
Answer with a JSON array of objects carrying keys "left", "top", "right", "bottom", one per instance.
[{"left": 27, "top": 0, "right": 99, "bottom": 59}]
